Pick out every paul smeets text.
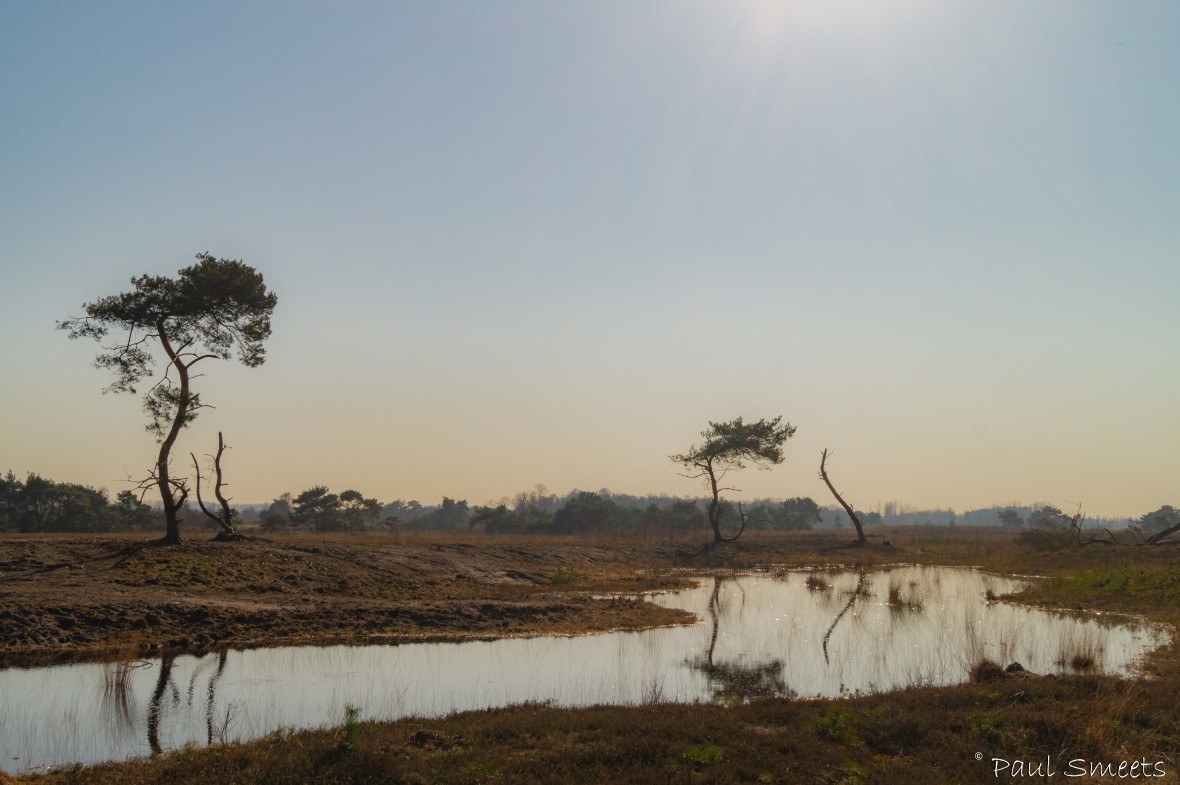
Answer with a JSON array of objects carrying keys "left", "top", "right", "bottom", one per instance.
[{"left": 991, "top": 756, "right": 1167, "bottom": 779}]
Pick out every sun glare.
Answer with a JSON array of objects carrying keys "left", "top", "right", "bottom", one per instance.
[{"left": 732, "top": 0, "right": 943, "bottom": 52}]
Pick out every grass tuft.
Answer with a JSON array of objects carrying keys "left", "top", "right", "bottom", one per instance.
[
  {"left": 809, "top": 706, "right": 864, "bottom": 747},
  {"left": 683, "top": 744, "right": 724, "bottom": 768},
  {"left": 805, "top": 574, "right": 831, "bottom": 592},
  {"left": 337, "top": 704, "right": 362, "bottom": 752}
]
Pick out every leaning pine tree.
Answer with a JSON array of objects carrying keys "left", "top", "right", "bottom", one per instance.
[
  {"left": 59, "top": 254, "right": 277, "bottom": 545},
  {"left": 672, "top": 416, "right": 796, "bottom": 544}
]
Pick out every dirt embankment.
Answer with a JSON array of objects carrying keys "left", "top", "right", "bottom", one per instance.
[
  {"left": 0, "top": 528, "right": 990, "bottom": 667},
  {"left": 0, "top": 534, "right": 726, "bottom": 667}
]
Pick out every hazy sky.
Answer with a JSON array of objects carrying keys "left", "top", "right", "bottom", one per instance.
[{"left": 2, "top": 2, "right": 1177, "bottom": 518}]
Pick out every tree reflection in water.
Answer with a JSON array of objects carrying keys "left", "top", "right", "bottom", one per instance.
[
  {"left": 203, "top": 650, "right": 230, "bottom": 745},
  {"left": 686, "top": 577, "right": 795, "bottom": 700},
  {"left": 143, "top": 648, "right": 232, "bottom": 754},
  {"left": 146, "top": 653, "right": 176, "bottom": 756},
  {"left": 822, "top": 569, "right": 868, "bottom": 666},
  {"left": 183, "top": 649, "right": 232, "bottom": 745}
]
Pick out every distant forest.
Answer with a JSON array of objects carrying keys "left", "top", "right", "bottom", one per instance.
[{"left": 2, "top": 471, "right": 1162, "bottom": 537}]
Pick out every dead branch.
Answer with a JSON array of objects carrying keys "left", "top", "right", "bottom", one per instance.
[
  {"left": 211, "top": 432, "right": 234, "bottom": 527},
  {"left": 190, "top": 431, "right": 239, "bottom": 539},
  {"left": 740, "top": 502, "right": 774, "bottom": 530},
  {"left": 819, "top": 449, "right": 866, "bottom": 543},
  {"left": 1146, "top": 521, "right": 1180, "bottom": 546},
  {"left": 132, "top": 463, "right": 187, "bottom": 509}
]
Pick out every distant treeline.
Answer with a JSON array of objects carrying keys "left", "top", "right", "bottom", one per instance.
[
  {"left": 0, "top": 472, "right": 154, "bottom": 533},
  {"left": 864, "top": 501, "right": 1134, "bottom": 531},
  {"left": 251, "top": 485, "right": 825, "bottom": 537},
  {"left": 2, "top": 470, "right": 1164, "bottom": 537},
  {"left": 246, "top": 485, "right": 1145, "bottom": 536}
]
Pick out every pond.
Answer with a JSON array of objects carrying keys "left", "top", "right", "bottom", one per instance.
[{"left": 0, "top": 566, "right": 1169, "bottom": 773}]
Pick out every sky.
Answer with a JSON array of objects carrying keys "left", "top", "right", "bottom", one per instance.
[{"left": 2, "top": 1, "right": 1178, "bottom": 518}]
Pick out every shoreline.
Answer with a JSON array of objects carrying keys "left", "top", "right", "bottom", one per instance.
[{"left": 3, "top": 529, "right": 1179, "bottom": 783}]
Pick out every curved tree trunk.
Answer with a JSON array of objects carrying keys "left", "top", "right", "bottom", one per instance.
[
  {"left": 705, "top": 462, "right": 747, "bottom": 543},
  {"left": 156, "top": 322, "right": 190, "bottom": 545},
  {"left": 706, "top": 463, "right": 725, "bottom": 543},
  {"left": 819, "top": 449, "right": 866, "bottom": 543}
]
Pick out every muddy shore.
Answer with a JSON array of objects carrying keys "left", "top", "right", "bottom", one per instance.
[{"left": 0, "top": 533, "right": 747, "bottom": 667}]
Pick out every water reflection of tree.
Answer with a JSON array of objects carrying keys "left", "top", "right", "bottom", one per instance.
[
  {"left": 822, "top": 570, "right": 868, "bottom": 666},
  {"left": 145, "top": 650, "right": 232, "bottom": 755},
  {"left": 685, "top": 577, "right": 795, "bottom": 700},
  {"left": 185, "top": 650, "right": 231, "bottom": 745},
  {"left": 146, "top": 653, "right": 177, "bottom": 755},
  {"left": 205, "top": 650, "right": 230, "bottom": 744}
]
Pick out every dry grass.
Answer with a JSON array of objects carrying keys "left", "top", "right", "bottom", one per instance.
[
  {"left": 886, "top": 575, "right": 924, "bottom": 612},
  {"left": 1056, "top": 627, "right": 1104, "bottom": 672}
]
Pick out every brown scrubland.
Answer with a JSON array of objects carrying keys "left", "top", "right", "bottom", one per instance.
[{"left": 1, "top": 527, "right": 1177, "bottom": 784}]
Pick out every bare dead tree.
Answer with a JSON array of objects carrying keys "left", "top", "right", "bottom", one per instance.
[
  {"left": 1062, "top": 506, "right": 1116, "bottom": 547},
  {"left": 190, "top": 431, "right": 242, "bottom": 541},
  {"left": 1066, "top": 508, "right": 1085, "bottom": 546},
  {"left": 1146, "top": 521, "right": 1180, "bottom": 546},
  {"left": 819, "top": 449, "right": 866, "bottom": 543}
]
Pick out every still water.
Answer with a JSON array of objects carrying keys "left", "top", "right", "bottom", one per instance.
[{"left": 0, "top": 566, "right": 1169, "bottom": 773}]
